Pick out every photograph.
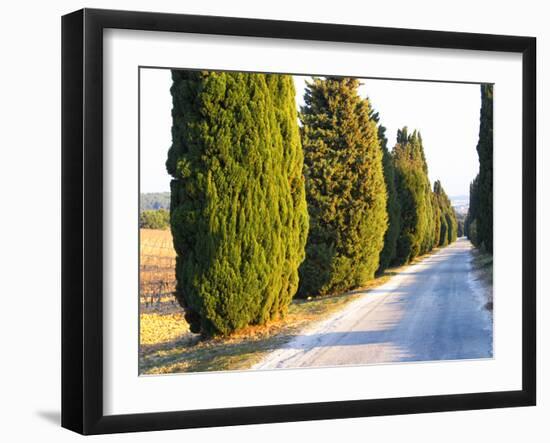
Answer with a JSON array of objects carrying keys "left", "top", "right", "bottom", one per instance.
[{"left": 138, "top": 68, "right": 494, "bottom": 375}]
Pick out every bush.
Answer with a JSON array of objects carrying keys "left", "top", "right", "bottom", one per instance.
[{"left": 139, "top": 209, "right": 170, "bottom": 230}]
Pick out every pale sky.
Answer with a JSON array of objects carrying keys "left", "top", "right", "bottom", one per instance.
[{"left": 140, "top": 68, "right": 482, "bottom": 197}]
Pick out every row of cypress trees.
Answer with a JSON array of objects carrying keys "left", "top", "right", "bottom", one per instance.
[
  {"left": 385, "top": 128, "right": 457, "bottom": 267},
  {"left": 465, "top": 84, "right": 493, "bottom": 252},
  {"left": 167, "top": 72, "right": 458, "bottom": 336}
]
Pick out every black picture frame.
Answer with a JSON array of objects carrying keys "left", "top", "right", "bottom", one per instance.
[{"left": 61, "top": 8, "right": 536, "bottom": 435}]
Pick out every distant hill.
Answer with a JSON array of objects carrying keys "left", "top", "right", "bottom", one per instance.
[
  {"left": 140, "top": 191, "right": 470, "bottom": 217},
  {"left": 140, "top": 192, "right": 170, "bottom": 212},
  {"left": 450, "top": 195, "right": 469, "bottom": 216}
]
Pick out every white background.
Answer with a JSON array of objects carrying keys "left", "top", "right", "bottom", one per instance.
[{"left": 0, "top": 0, "right": 546, "bottom": 441}]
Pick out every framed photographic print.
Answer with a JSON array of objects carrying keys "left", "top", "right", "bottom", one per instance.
[{"left": 61, "top": 8, "right": 536, "bottom": 435}]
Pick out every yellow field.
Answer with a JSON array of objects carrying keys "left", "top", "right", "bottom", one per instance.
[
  {"left": 140, "top": 228, "right": 177, "bottom": 306},
  {"left": 140, "top": 228, "right": 176, "bottom": 258},
  {"left": 139, "top": 228, "right": 191, "bottom": 365},
  {"left": 140, "top": 312, "right": 190, "bottom": 346}
]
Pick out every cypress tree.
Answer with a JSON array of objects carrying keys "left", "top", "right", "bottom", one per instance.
[
  {"left": 476, "top": 84, "right": 493, "bottom": 252},
  {"left": 432, "top": 191, "right": 441, "bottom": 247},
  {"left": 264, "top": 74, "right": 310, "bottom": 320},
  {"left": 446, "top": 211, "right": 458, "bottom": 244},
  {"left": 433, "top": 180, "right": 457, "bottom": 247},
  {"left": 466, "top": 85, "right": 492, "bottom": 252},
  {"left": 371, "top": 109, "right": 401, "bottom": 273},
  {"left": 298, "top": 77, "right": 387, "bottom": 296},
  {"left": 437, "top": 181, "right": 449, "bottom": 246},
  {"left": 166, "top": 71, "right": 308, "bottom": 336},
  {"left": 392, "top": 128, "right": 431, "bottom": 264},
  {"left": 466, "top": 175, "right": 480, "bottom": 246}
]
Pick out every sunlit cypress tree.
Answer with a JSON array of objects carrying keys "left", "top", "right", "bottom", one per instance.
[
  {"left": 264, "top": 74, "right": 309, "bottom": 321},
  {"left": 298, "top": 77, "right": 387, "bottom": 296},
  {"left": 166, "top": 71, "right": 308, "bottom": 336},
  {"left": 392, "top": 128, "right": 430, "bottom": 264}
]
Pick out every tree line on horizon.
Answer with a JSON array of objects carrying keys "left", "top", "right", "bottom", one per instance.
[
  {"left": 165, "top": 72, "right": 459, "bottom": 336},
  {"left": 465, "top": 84, "right": 493, "bottom": 253},
  {"left": 140, "top": 208, "right": 170, "bottom": 230}
]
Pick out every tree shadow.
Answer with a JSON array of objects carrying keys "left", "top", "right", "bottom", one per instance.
[
  {"left": 140, "top": 320, "right": 409, "bottom": 374},
  {"left": 278, "top": 329, "right": 398, "bottom": 349}
]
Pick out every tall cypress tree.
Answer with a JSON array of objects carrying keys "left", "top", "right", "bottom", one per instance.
[
  {"left": 371, "top": 109, "right": 401, "bottom": 273},
  {"left": 264, "top": 74, "right": 310, "bottom": 321},
  {"left": 298, "top": 77, "right": 387, "bottom": 297},
  {"left": 476, "top": 84, "right": 493, "bottom": 252},
  {"left": 166, "top": 71, "right": 308, "bottom": 336},
  {"left": 465, "top": 84, "right": 493, "bottom": 252},
  {"left": 392, "top": 128, "right": 431, "bottom": 264}
]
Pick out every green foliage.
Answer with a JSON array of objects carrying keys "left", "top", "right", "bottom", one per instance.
[
  {"left": 167, "top": 70, "right": 308, "bottom": 336},
  {"left": 298, "top": 77, "right": 387, "bottom": 296},
  {"left": 140, "top": 208, "right": 170, "bottom": 230}
]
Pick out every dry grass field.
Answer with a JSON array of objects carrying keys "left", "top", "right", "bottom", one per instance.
[
  {"left": 140, "top": 228, "right": 176, "bottom": 257},
  {"left": 140, "top": 228, "right": 176, "bottom": 306},
  {"left": 139, "top": 228, "right": 191, "bottom": 363}
]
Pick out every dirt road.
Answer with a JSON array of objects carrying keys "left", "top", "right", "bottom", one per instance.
[{"left": 254, "top": 238, "right": 493, "bottom": 370}]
